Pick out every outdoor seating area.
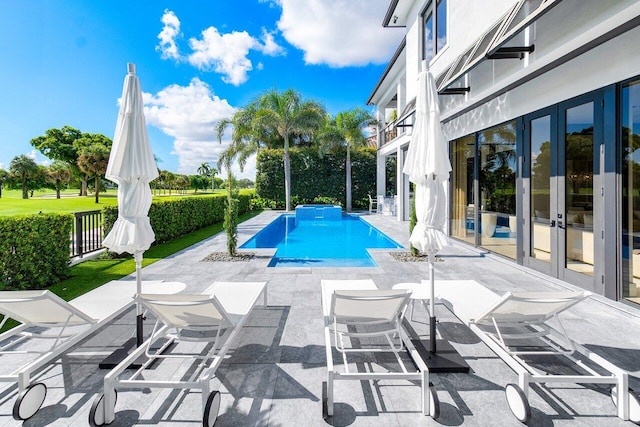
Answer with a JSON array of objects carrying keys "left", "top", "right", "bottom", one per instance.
[{"left": 0, "top": 212, "right": 638, "bottom": 425}]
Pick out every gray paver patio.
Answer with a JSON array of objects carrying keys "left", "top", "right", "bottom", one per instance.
[{"left": 1, "top": 210, "right": 639, "bottom": 426}]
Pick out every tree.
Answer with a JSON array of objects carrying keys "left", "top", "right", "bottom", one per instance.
[
  {"left": 197, "top": 162, "right": 211, "bottom": 193},
  {"left": 30, "top": 126, "right": 86, "bottom": 195},
  {"left": 317, "top": 108, "right": 376, "bottom": 212},
  {"left": 209, "top": 166, "right": 218, "bottom": 191},
  {"left": 9, "top": 155, "right": 38, "bottom": 199},
  {"left": 216, "top": 88, "right": 325, "bottom": 211},
  {"left": 0, "top": 168, "right": 9, "bottom": 198},
  {"left": 219, "top": 146, "right": 240, "bottom": 257},
  {"left": 76, "top": 134, "right": 112, "bottom": 203},
  {"left": 45, "top": 161, "right": 72, "bottom": 199}
]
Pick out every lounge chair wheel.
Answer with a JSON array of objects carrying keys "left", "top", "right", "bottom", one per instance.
[
  {"left": 429, "top": 383, "right": 440, "bottom": 419},
  {"left": 505, "top": 383, "right": 531, "bottom": 424},
  {"left": 88, "top": 390, "right": 118, "bottom": 427},
  {"left": 610, "top": 386, "right": 640, "bottom": 424},
  {"left": 13, "top": 382, "right": 47, "bottom": 420},
  {"left": 203, "top": 390, "right": 221, "bottom": 427}
]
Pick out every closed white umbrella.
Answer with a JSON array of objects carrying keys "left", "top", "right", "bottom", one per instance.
[
  {"left": 403, "top": 61, "right": 451, "bottom": 355},
  {"left": 103, "top": 63, "right": 158, "bottom": 347}
]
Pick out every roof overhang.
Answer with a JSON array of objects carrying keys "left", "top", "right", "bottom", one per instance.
[
  {"left": 383, "top": 0, "right": 412, "bottom": 27},
  {"left": 367, "top": 37, "right": 406, "bottom": 105}
]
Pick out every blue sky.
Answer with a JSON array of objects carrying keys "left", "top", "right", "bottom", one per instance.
[{"left": 0, "top": 0, "right": 403, "bottom": 179}]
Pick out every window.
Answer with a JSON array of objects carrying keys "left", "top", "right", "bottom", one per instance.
[
  {"left": 621, "top": 79, "right": 640, "bottom": 304},
  {"left": 422, "top": 0, "right": 447, "bottom": 62}
]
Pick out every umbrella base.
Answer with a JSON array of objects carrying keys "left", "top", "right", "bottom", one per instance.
[
  {"left": 99, "top": 337, "right": 169, "bottom": 369},
  {"left": 412, "top": 339, "right": 470, "bottom": 373}
]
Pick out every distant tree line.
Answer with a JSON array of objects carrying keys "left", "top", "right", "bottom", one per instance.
[{"left": 0, "top": 126, "right": 254, "bottom": 201}]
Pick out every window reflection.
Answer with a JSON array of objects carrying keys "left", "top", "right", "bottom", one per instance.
[
  {"left": 451, "top": 135, "right": 475, "bottom": 244},
  {"left": 479, "top": 121, "right": 517, "bottom": 259},
  {"left": 565, "top": 103, "right": 594, "bottom": 276},
  {"left": 622, "top": 79, "right": 640, "bottom": 304},
  {"left": 530, "top": 116, "right": 551, "bottom": 262},
  {"left": 423, "top": 0, "right": 447, "bottom": 62}
]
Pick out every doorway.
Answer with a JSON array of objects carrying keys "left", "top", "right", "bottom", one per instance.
[{"left": 523, "top": 93, "right": 603, "bottom": 289}]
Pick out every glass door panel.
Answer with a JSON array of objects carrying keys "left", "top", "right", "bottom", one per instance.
[
  {"left": 564, "top": 102, "right": 594, "bottom": 277},
  {"left": 530, "top": 115, "right": 552, "bottom": 265},
  {"left": 479, "top": 121, "right": 517, "bottom": 259},
  {"left": 451, "top": 135, "right": 475, "bottom": 244},
  {"left": 621, "top": 79, "right": 640, "bottom": 305}
]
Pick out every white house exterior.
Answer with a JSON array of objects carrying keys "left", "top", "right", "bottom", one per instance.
[{"left": 367, "top": 0, "right": 640, "bottom": 306}]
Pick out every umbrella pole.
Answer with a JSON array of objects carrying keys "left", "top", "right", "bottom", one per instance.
[
  {"left": 428, "top": 250, "right": 437, "bottom": 354},
  {"left": 134, "top": 251, "right": 144, "bottom": 347}
]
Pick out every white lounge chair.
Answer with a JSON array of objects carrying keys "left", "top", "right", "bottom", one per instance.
[
  {"left": 434, "top": 280, "right": 640, "bottom": 424},
  {"left": 321, "top": 279, "right": 439, "bottom": 420},
  {"left": 368, "top": 194, "right": 378, "bottom": 213},
  {"left": 0, "top": 281, "right": 185, "bottom": 421},
  {"left": 88, "top": 281, "right": 267, "bottom": 427}
]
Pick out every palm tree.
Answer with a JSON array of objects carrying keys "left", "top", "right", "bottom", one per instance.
[
  {"left": 317, "top": 108, "right": 376, "bottom": 212},
  {"left": 216, "top": 89, "right": 325, "bottom": 211},
  {"left": 197, "top": 162, "right": 210, "bottom": 193},
  {"left": 209, "top": 166, "right": 218, "bottom": 191},
  {"left": 9, "top": 154, "right": 38, "bottom": 199},
  {"left": 218, "top": 144, "right": 241, "bottom": 256},
  {"left": 46, "top": 161, "right": 72, "bottom": 199}
]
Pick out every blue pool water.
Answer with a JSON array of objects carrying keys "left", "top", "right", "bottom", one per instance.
[{"left": 240, "top": 210, "right": 402, "bottom": 267}]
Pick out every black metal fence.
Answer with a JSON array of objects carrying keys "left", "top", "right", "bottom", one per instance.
[{"left": 71, "top": 210, "right": 103, "bottom": 258}]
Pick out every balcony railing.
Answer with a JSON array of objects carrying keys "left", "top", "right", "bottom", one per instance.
[{"left": 71, "top": 210, "right": 103, "bottom": 258}]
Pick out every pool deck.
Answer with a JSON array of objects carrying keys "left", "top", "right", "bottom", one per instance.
[{"left": 2, "top": 210, "right": 640, "bottom": 426}]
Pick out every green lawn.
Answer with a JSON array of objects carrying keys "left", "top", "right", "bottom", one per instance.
[{"left": 0, "top": 188, "right": 245, "bottom": 216}]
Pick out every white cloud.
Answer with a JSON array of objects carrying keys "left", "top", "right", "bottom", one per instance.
[
  {"left": 188, "top": 28, "right": 258, "bottom": 86},
  {"left": 157, "top": 9, "right": 181, "bottom": 60},
  {"left": 259, "top": 28, "right": 286, "bottom": 56},
  {"left": 275, "top": 0, "right": 403, "bottom": 67},
  {"left": 143, "top": 78, "right": 255, "bottom": 179},
  {"left": 157, "top": 10, "right": 285, "bottom": 86}
]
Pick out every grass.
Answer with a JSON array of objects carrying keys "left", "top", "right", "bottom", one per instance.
[
  {"left": 0, "top": 188, "right": 252, "bottom": 216},
  {"left": 1, "top": 209, "right": 263, "bottom": 332}
]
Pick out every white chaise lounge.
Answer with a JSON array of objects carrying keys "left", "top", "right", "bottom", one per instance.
[
  {"left": 88, "top": 281, "right": 267, "bottom": 427},
  {"left": 434, "top": 280, "right": 640, "bottom": 424},
  {"left": 0, "top": 280, "right": 184, "bottom": 421},
  {"left": 321, "top": 279, "right": 439, "bottom": 420}
]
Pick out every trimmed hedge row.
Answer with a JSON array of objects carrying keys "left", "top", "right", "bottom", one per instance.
[
  {"left": 255, "top": 147, "right": 378, "bottom": 210},
  {"left": 0, "top": 214, "right": 72, "bottom": 290},
  {"left": 103, "top": 194, "right": 252, "bottom": 245}
]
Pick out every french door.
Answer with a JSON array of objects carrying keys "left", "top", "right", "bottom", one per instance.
[{"left": 523, "top": 93, "right": 604, "bottom": 289}]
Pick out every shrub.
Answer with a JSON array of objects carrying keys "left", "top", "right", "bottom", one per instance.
[
  {"left": 409, "top": 197, "right": 419, "bottom": 256},
  {"left": 103, "top": 194, "right": 252, "bottom": 246},
  {"left": 0, "top": 213, "right": 72, "bottom": 289},
  {"left": 255, "top": 147, "right": 376, "bottom": 210},
  {"left": 313, "top": 196, "right": 342, "bottom": 206},
  {"left": 224, "top": 194, "right": 239, "bottom": 256}
]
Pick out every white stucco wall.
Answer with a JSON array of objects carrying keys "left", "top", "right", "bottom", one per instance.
[{"left": 442, "top": 17, "right": 640, "bottom": 140}]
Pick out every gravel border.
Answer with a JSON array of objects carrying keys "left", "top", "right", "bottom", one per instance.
[
  {"left": 201, "top": 252, "right": 255, "bottom": 262},
  {"left": 390, "top": 251, "right": 442, "bottom": 262}
]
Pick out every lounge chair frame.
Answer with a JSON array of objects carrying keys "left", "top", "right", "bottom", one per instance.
[
  {"left": 435, "top": 281, "right": 637, "bottom": 424},
  {"left": 322, "top": 280, "right": 438, "bottom": 420},
  {"left": 89, "top": 281, "right": 267, "bottom": 427},
  {"left": 0, "top": 290, "right": 104, "bottom": 420}
]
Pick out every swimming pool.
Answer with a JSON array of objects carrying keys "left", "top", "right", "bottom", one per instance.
[{"left": 240, "top": 208, "right": 402, "bottom": 267}]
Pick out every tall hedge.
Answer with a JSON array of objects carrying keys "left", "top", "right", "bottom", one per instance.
[
  {"left": 103, "top": 194, "right": 252, "bottom": 245},
  {"left": 0, "top": 214, "right": 72, "bottom": 290},
  {"left": 255, "top": 147, "right": 377, "bottom": 209}
]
